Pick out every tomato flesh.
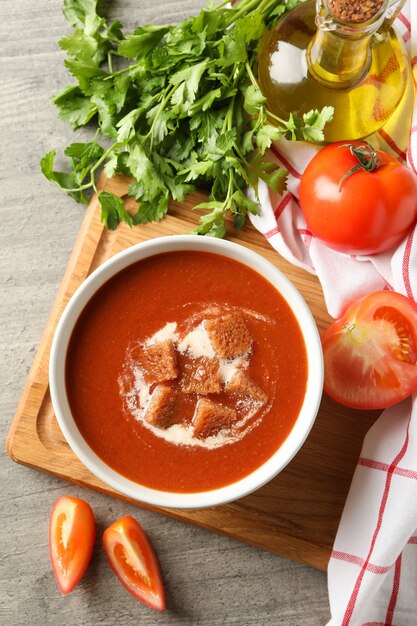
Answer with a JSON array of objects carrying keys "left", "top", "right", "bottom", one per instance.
[
  {"left": 373, "top": 306, "right": 417, "bottom": 364},
  {"left": 103, "top": 515, "right": 165, "bottom": 610},
  {"left": 49, "top": 496, "right": 95, "bottom": 594},
  {"left": 322, "top": 291, "right": 417, "bottom": 409}
]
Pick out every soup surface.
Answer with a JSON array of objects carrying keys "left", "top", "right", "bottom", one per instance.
[{"left": 66, "top": 250, "right": 308, "bottom": 492}]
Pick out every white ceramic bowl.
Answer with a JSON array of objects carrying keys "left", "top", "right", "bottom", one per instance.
[{"left": 50, "top": 235, "right": 323, "bottom": 509}]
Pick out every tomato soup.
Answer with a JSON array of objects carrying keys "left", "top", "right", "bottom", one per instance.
[{"left": 66, "top": 251, "right": 308, "bottom": 492}]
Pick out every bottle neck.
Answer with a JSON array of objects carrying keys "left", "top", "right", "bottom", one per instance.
[
  {"left": 307, "top": 28, "right": 372, "bottom": 87},
  {"left": 306, "top": 0, "right": 394, "bottom": 88}
]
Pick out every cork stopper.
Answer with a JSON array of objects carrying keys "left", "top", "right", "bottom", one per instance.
[{"left": 327, "top": 0, "right": 384, "bottom": 23}]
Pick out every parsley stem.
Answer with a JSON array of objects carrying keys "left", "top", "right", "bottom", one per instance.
[
  {"left": 225, "top": 0, "right": 261, "bottom": 26},
  {"left": 264, "top": 109, "right": 287, "bottom": 126},
  {"left": 89, "top": 142, "right": 125, "bottom": 185},
  {"left": 102, "top": 66, "right": 131, "bottom": 80},
  {"left": 245, "top": 60, "right": 289, "bottom": 130},
  {"left": 222, "top": 93, "right": 236, "bottom": 133},
  {"left": 145, "top": 85, "right": 176, "bottom": 148},
  {"left": 226, "top": 171, "right": 234, "bottom": 205},
  {"left": 226, "top": 0, "right": 281, "bottom": 28},
  {"left": 62, "top": 181, "right": 94, "bottom": 193},
  {"left": 245, "top": 61, "right": 259, "bottom": 90},
  {"left": 214, "top": 0, "right": 233, "bottom": 9},
  {"left": 233, "top": 143, "right": 249, "bottom": 165},
  {"left": 107, "top": 50, "right": 116, "bottom": 74},
  {"left": 63, "top": 142, "right": 125, "bottom": 193},
  {"left": 257, "top": 0, "right": 277, "bottom": 14}
]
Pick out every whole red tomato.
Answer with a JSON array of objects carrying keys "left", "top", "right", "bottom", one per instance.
[{"left": 299, "top": 142, "right": 417, "bottom": 255}]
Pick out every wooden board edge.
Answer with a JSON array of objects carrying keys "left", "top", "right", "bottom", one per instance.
[
  {"left": 10, "top": 452, "right": 330, "bottom": 572},
  {"left": 6, "top": 195, "right": 105, "bottom": 458},
  {"left": 7, "top": 173, "right": 130, "bottom": 455}
]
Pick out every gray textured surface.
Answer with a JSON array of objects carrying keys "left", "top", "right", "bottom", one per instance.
[{"left": 0, "top": 1, "right": 330, "bottom": 624}]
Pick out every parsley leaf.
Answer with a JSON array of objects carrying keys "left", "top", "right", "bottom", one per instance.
[
  {"left": 118, "top": 25, "right": 169, "bottom": 59},
  {"left": 63, "top": 0, "right": 98, "bottom": 28},
  {"left": 243, "top": 84, "right": 266, "bottom": 115},
  {"left": 40, "top": 149, "right": 90, "bottom": 203},
  {"left": 41, "top": 0, "right": 333, "bottom": 237},
  {"left": 301, "top": 106, "right": 335, "bottom": 142},
  {"left": 52, "top": 85, "right": 97, "bottom": 129},
  {"left": 98, "top": 190, "right": 132, "bottom": 229}
]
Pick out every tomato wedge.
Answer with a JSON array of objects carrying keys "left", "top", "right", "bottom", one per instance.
[
  {"left": 49, "top": 496, "right": 95, "bottom": 594},
  {"left": 103, "top": 515, "right": 165, "bottom": 610},
  {"left": 322, "top": 291, "right": 417, "bottom": 409}
]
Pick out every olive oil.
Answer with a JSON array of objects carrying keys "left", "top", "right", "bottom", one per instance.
[{"left": 258, "top": 0, "right": 413, "bottom": 143}]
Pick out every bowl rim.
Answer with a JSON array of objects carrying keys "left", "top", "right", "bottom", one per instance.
[{"left": 49, "top": 235, "right": 323, "bottom": 509}]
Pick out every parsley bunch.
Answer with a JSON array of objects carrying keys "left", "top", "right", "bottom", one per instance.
[{"left": 41, "top": 0, "right": 333, "bottom": 236}]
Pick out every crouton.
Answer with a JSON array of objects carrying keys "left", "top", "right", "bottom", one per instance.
[
  {"left": 205, "top": 313, "right": 252, "bottom": 358},
  {"left": 144, "top": 385, "right": 181, "bottom": 428},
  {"left": 182, "top": 357, "right": 222, "bottom": 395},
  {"left": 132, "top": 339, "right": 178, "bottom": 384},
  {"left": 192, "top": 399, "right": 237, "bottom": 439},
  {"left": 226, "top": 371, "right": 268, "bottom": 403}
]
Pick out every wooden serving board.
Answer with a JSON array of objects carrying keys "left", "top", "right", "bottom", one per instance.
[{"left": 7, "top": 174, "right": 379, "bottom": 572}]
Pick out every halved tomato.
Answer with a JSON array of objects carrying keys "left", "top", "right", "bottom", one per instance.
[
  {"left": 322, "top": 291, "right": 417, "bottom": 409},
  {"left": 49, "top": 496, "right": 95, "bottom": 594},
  {"left": 103, "top": 515, "right": 165, "bottom": 610}
]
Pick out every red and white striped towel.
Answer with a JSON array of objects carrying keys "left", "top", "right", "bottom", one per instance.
[{"left": 249, "top": 4, "right": 417, "bottom": 624}]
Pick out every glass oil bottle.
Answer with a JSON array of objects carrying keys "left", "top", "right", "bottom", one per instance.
[{"left": 257, "top": 0, "right": 414, "bottom": 144}]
